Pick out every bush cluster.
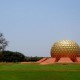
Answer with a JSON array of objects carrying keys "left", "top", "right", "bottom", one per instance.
[{"left": 0, "top": 51, "right": 43, "bottom": 62}]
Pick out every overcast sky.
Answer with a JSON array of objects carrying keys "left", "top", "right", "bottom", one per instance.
[{"left": 0, "top": 0, "right": 80, "bottom": 57}]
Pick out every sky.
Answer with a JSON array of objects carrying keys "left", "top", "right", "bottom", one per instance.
[{"left": 0, "top": 0, "right": 80, "bottom": 57}]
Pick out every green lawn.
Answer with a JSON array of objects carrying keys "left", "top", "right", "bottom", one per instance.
[{"left": 0, "top": 63, "right": 80, "bottom": 80}]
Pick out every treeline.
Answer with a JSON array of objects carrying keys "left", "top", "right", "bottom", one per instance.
[
  {"left": 0, "top": 51, "right": 43, "bottom": 62},
  {"left": 25, "top": 56, "right": 43, "bottom": 62}
]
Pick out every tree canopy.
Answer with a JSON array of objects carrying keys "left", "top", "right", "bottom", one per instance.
[
  {"left": 0, "top": 33, "right": 8, "bottom": 51},
  {"left": 0, "top": 51, "right": 26, "bottom": 62}
]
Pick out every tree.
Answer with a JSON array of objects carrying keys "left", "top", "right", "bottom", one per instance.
[
  {"left": 2, "top": 51, "right": 26, "bottom": 62},
  {"left": 0, "top": 33, "right": 8, "bottom": 51}
]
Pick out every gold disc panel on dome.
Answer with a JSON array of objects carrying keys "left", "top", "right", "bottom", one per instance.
[{"left": 51, "top": 40, "right": 80, "bottom": 59}]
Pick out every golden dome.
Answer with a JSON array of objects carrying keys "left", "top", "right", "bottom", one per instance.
[{"left": 51, "top": 40, "right": 80, "bottom": 59}]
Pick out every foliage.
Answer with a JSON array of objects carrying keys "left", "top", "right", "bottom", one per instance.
[
  {"left": 0, "top": 33, "right": 8, "bottom": 51},
  {"left": 25, "top": 56, "right": 43, "bottom": 62},
  {"left": 0, "top": 51, "right": 26, "bottom": 62},
  {"left": 0, "top": 51, "right": 43, "bottom": 62}
]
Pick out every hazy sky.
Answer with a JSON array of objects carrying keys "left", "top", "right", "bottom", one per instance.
[{"left": 0, "top": 0, "right": 80, "bottom": 57}]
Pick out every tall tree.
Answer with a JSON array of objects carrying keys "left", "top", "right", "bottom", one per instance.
[{"left": 0, "top": 33, "right": 8, "bottom": 51}]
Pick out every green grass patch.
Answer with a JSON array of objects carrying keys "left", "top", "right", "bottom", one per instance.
[{"left": 0, "top": 63, "right": 80, "bottom": 80}]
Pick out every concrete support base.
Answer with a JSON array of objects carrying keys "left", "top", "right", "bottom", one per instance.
[
  {"left": 37, "top": 57, "right": 80, "bottom": 65},
  {"left": 57, "top": 57, "right": 73, "bottom": 63},
  {"left": 40, "top": 58, "right": 56, "bottom": 65}
]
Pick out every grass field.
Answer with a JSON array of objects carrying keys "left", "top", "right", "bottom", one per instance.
[{"left": 0, "top": 63, "right": 80, "bottom": 80}]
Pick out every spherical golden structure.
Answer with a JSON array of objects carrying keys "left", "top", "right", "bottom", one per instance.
[{"left": 51, "top": 40, "right": 80, "bottom": 59}]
